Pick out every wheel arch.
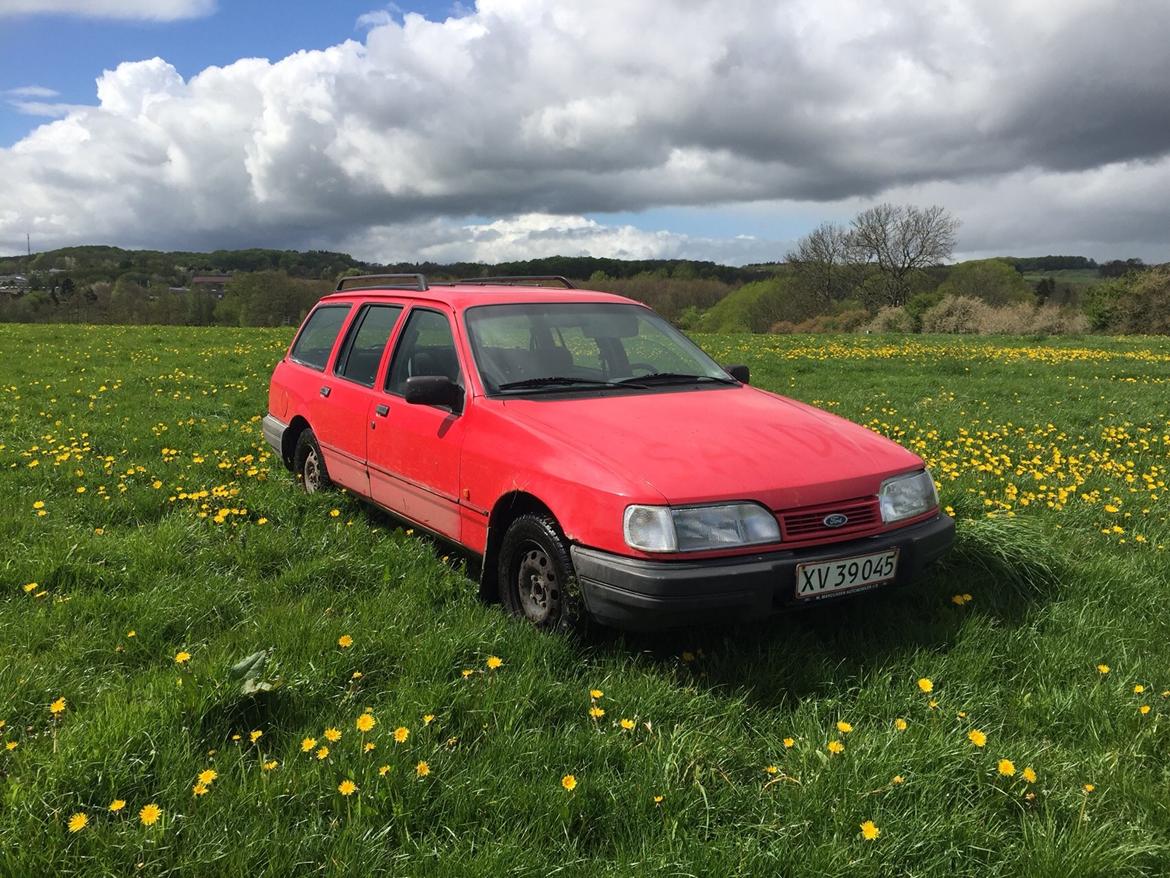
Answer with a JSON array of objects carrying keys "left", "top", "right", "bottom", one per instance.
[
  {"left": 479, "top": 491, "right": 562, "bottom": 602},
  {"left": 282, "top": 415, "right": 311, "bottom": 470}
]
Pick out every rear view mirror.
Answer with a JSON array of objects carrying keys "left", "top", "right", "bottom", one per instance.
[
  {"left": 724, "top": 364, "right": 750, "bottom": 384},
  {"left": 404, "top": 375, "right": 463, "bottom": 411}
]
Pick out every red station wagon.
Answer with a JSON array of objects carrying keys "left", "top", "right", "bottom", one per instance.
[{"left": 263, "top": 274, "right": 954, "bottom": 630}]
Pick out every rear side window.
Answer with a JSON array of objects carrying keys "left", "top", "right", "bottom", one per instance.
[
  {"left": 289, "top": 305, "right": 351, "bottom": 371},
  {"left": 334, "top": 304, "right": 404, "bottom": 387}
]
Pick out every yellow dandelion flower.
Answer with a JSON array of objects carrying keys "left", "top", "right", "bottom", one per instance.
[
  {"left": 338, "top": 779, "right": 356, "bottom": 796},
  {"left": 1139, "top": 704, "right": 1151, "bottom": 715},
  {"left": 329, "top": 509, "right": 341, "bottom": 518},
  {"left": 49, "top": 697, "right": 66, "bottom": 715},
  {"left": 894, "top": 718, "right": 908, "bottom": 731},
  {"left": 197, "top": 769, "right": 217, "bottom": 785},
  {"left": 590, "top": 689, "right": 604, "bottom": 699},
  {"left": 1133, "top": 684, "right": 1145, "bottom": 694},
  {"left": 324, "top": 728, "right": 342, "bottom": 743},
  {"left": 783, "top": 737, "right": 795, "bottom": 748},
  {"left": 5, "top": 742, "right": 17, "bottom": 751},
  {"left": 301, "top": 737, "right": 317, "bottom": 752},
  {"left": 486, "top": 655, "right": 502, "bottom": 670},
  {"left": 1096, "top": 664, "right": 1110, "bottom": 675},
  {"left": 394, "top": 726, "right": 409, "bottom": 743},
  {"left": 356, "top": 713, "right": 376, "bottom": 733},
  {"left": 23, "top": 583, "right": 38, "bottom": 594},
  {"left": 1022, "top": 767, "right": 1037, "bottom": 783},
  {"left": 263, "top": 760, "right": 278, "bottom": 770},
  {"left": 192, "top": 783, "right": 208, "bottom": 796},
  {"left": 997, "top": 759, "right": 1016, "bottom": 777},
  {"left": 917, "top": 678, "right": 934, "bottom": 693},
  {"left": 891, "top": 775, "right": 904, "bottom": 785},
  {"left": 423, "top": 714, "right": 435, "bottom": 725},
  {"left": 764, "top": 765, "right": 779, "bottom": 775},
  {"left": 653, "top": 795, "right": 664, "bottom": 804},
  {"left": 174, "top": 650, "right": 191, "bottom": 665},
  {"left": 836, "top": 720, "right": 853, "bottom": 734},
  {"left": 461, "top": 669, "right": 474, "bottom": 678},
  {"left": 860, "top": 820, "right": 880, "bottom": 841},
  {"left": 561, "top": 774, "right": 577, "bottom": 791},
  {"left": 378, "top": 764, "right": 390, "bottom": 777},
  {"left": 139, "top": 803, "right": 162, "bottom": 826},
  {"left": 109, "top": 799, "right": 126, "bottom": 813},
  {"left": 416, "top": 760, "right": 431, "bottom": 777},
  {"left": 968, "top": 729, "right": 987, "bottom": 748},
  {"left": 620, "top": 718, "right": 635, "bottom": 730},
  {"left": 589, "top": 706, "right": 605, "bottom": 719},
  {"left": 316, "top": 746, "right": 330, "bottom": 760},
  {"left": 351, "top": 671, "right": 363, "bottom": 679},
  {"left": 337, "top": 634, "right": 353, "bottom": 649},
  {"left": 67, "top": 812, "right": 88, "bottom": 833},
  {"left": 1083, "top": 783, "right": 1095, "bottom": 793},
  {"left": 827, "top": 740, "right": 845, "bottom": 755},
  {"left": 249, "top": 729, "right": 263, "bottom": 744},
  {"left": 363, "top": 742, "right": 376, "bottom": 753},
  {"left": 33, "top": 500, "right": 45, "bottom": 509}
]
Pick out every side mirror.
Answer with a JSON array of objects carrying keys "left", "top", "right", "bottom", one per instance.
[
  {"left": 724, "top": 364, "right": 750, "bottom": 385},
  {"left": 404, "top": 375, "right": 463, "bottom": 411}
]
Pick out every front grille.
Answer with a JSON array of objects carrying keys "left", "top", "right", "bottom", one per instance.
[{"left": 780, "top": 498, "right": 881, "bottom": 542}]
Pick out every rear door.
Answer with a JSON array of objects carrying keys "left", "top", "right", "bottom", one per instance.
[
  {"left": 367, "top": 306, "right": 467, "bottom": 539},
  {"left": 311, "top": 302, "right": 405, "bottom": 495}
]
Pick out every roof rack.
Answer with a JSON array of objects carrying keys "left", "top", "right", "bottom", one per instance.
[
  {"left": 335, "top": 273, "right": 428, "bottom": 292},
  {"left": 457, "top": 275, "right": 576, "bottom": 289}
]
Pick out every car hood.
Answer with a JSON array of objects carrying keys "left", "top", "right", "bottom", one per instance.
[{"left": 498, "top": 386, "right": 923, "bottom": 510}]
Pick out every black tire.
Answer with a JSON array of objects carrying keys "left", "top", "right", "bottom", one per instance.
[
  {"left": 293, "top": 428, "right": 332, "bottom": 494},
  {"left": 498, "top": 514, "right": 585, "bottom": 632}
]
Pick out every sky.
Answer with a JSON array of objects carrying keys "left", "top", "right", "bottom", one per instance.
[{"left": 1, "top": 0, "right": 1168, "bottom": 266}]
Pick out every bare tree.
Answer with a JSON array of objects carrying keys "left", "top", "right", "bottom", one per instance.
[
  {"left": 786, "top": 221, "right": 853, "bottom": 306},
  {"left": 849, "top": 204, "right": 959, "bottom": 306}
]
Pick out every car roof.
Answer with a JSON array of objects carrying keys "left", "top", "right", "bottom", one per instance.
[{"left": 317, "top": 283, "right": 642, "bottom": 312}]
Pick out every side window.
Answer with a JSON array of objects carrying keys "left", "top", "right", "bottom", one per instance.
[
  {"left": 334, "top": 304, "right": 404, "bottom": 387},
  {"left": 386, "top": 309, "right": 463, "bottom": 396},
  {"left": 289, "top": 305, "right": 351, "bottom": 371}
]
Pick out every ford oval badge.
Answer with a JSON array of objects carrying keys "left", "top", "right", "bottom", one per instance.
[{"left": 823, "top": 513, "right": 849, "bottom": 528}]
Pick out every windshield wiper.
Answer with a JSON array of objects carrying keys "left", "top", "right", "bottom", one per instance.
[
  {"left": 614, "top": 372, "right": 738, "bottom": 386},
  {"left": 497, "top": 376, "right": 646, "bottom": 392}
]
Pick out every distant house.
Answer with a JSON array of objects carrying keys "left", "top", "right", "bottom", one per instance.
[
  {"left": 190, "top": 274, "right": 232, "bottom": 297},
  {"left": 0, "top": 274, "right": 30, "bottom": 294}
]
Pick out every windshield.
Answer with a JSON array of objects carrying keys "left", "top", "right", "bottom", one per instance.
[{"left": 464, "top": 302, "right": 732, "bottom": 395}]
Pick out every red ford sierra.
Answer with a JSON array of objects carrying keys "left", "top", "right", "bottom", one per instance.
[{"left": 263, "top": 274, "right": 954, "bottom": 630}]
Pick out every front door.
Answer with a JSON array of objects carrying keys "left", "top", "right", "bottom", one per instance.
[{"left": 367, "top": 306, "right": 467, "bottom": 539}]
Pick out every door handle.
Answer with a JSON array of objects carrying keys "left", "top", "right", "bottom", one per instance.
[
  {"left": 375, "top": 404, "right": 389, "bottom": 417},
  {"left": 319, "top": 386, "right": 331, "bottom": 398}
]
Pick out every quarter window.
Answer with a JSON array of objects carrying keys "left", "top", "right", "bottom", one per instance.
[
  {"left": 289, "top": 305, "right": 351, "bottom": 371},
  {"left": 334, "top": 304, "right": 404, "bottom": 387}
]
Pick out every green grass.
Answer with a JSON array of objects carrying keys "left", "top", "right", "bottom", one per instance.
[{"left": 2, "top": 324, "right": 1169, "bottom": 876}]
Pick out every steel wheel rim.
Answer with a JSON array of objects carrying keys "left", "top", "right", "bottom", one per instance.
[
  {"left": 303, "top": 448, "right": 321, "bottom": 493},
  {"left": 517, "top": 542, "right": 558, "bottom": 623}
]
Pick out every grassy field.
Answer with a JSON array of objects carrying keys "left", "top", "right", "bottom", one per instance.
[{"left": 2, "top": 324, "right": 1169, "bottom": 876}]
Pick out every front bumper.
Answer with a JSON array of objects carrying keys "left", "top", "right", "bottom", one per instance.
[
  {"left": 262, "top": 413, "right": 288, "bottom": 465},
  {"left": 571, "top": 513, "right": 955, "bottom": 630}
]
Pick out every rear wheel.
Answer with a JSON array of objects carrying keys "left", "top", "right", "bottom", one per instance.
[
  {"left": 498, "top": 514, "right": 584, "bottom": 632},
  {"left": 293, "top": 429, "right": 332, "bottom": 494}
]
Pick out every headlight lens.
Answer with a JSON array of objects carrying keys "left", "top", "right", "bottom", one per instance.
[
  {"left": 624, "top": 503, "right": 780, "bottom": 553},
  {"left": 879, "top": 470, "right": 938, "bottom": 523}
]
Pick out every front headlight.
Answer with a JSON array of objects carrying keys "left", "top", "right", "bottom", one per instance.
[
  {"left": 623, "top": 502, "right": 780, "bottom": 553},
  {"left": 879, "top": 470, "right": 938, "bottom": 523}
]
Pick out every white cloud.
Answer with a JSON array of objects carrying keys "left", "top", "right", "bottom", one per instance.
[
  {"left": 0, "top": 0, "right": 215, "bottom": 19},
  {"left": 4, "top": 86, "right": 60, "bottom": 98},
  {"left": 1, "top": 0, "right": 1168, "bottom": 262}
]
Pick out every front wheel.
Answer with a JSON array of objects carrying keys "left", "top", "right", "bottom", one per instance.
[
  {"left": 293, "top": 428, "right": 332, "bottom": 494},
  {"left": 498, "top": 514, "right": 584, "bottom": 632}
]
